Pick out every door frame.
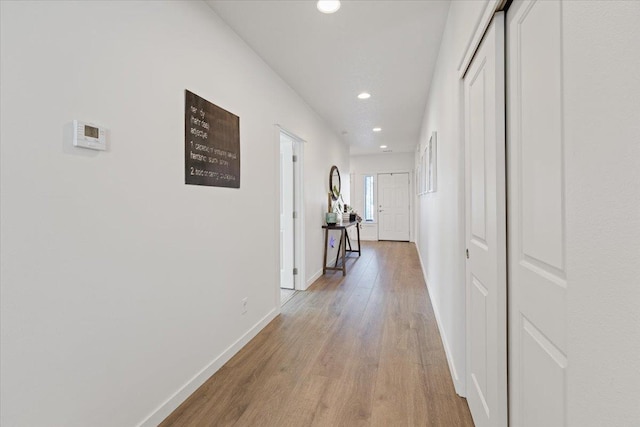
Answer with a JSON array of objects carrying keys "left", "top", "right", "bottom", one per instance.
[
  {"left": 276, "top": 126, "right": 305, "bottom": 292},
  {"left": 279, "top": 132, "right": 295, "bottom": 290}
]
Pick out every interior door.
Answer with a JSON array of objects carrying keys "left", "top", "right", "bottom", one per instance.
[
  {"left": 377, "top": 173, "right": 410, "bottom": 241},
  {"left": 279, "top": 133, "right": 294, "bottom": 290},
  {"left": 507, "top": 1, "right": 567, "bottom": 425},
  {"left": 463, "top": 12, "right": 507, "bottom": 427}
]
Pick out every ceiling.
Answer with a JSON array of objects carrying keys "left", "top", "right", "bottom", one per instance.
[{"left": 206, "top": 0, "right": 450, "bottom": 155}]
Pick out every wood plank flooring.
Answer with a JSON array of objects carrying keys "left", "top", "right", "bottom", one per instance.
[
  {"left": 161, "top": 241, "right": 474, "bottom": 427},
  {"left": 280, "top": 288, "right": 296, "bottom": 306}
]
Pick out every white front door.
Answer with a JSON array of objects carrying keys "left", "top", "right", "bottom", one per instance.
[
  {"left": 463, "top": 12, "right": 507, "bottom": 427},
  {"left": 507, "top": 1, "right": 567, "bottom": 425},
  {"left": 377, "top": 173, "right": 410, "bottom": 241},
  {"left": 279, "top": 133, "right": 294, "bottom": 290}
]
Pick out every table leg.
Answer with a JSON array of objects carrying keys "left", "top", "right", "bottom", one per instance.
[
  {"left": 356, "top": 223, "right": 361, "bottom": 256},
  {"left": 334, "top": 232, "right": 343, "bottom": 268},
  {"left": 342, "top": 229, "right": 346, "bottom": 276},
  {"left": 323, "top": 228, "right": 328, "bottom": 274}
]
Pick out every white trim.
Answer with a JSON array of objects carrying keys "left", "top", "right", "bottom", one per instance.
[
  {"left": 137, "top": 308, "right": 279, "bottom": 427},
  {"left": 274, "top": 126, "right": 283, "bottom": 304},
  {"left": 457, "top": 0, "right": 502, "bottom": 79},
  {"left": 361, "top": 168, "right": 412, "bottom": 175},
  {"left": 415, "top": 244, "right": 465, "bottom": 396},
  {"left": 293, "top": 140, "right": 305, "bottom": 290},
  {"left": 304, "top": 268, "right": 323, "bottom": 290},
  {"left": 275, "top": 125, "right": 306, "bottom": 292},
  {"left": 362, "top": 173, "right": 377, "bottom": 224},
  {"left": 274, "top": 124, "right": 307, "bottom": 143}
]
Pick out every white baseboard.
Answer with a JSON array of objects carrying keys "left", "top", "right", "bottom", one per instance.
[
  {"left": 304, "top": 268, "right": 323, "bottom": 290},
  {"left": 137, "top": 308, "right": 279, "bottom": 427},
  {"left": 415, "top": 245, "right": 465, "bottom": 397}
]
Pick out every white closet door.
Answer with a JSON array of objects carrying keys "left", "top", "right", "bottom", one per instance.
[
  {"left": 463, "top": 12, "right": 507, "bottom": 427},
  {"left": 507, "top": 1, "right": 567, "bottom": 425}
]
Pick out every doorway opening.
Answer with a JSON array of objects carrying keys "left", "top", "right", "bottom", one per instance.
[{"left": 279, "top": 129, "right": 304, "bottom": 301}]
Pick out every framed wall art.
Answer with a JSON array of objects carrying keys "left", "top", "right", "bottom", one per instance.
[{"left": 426, "top": 131, "right": 437, "bottom": 193}]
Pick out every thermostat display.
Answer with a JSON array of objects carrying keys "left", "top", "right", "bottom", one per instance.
[
  {"left": 84, "top": 125, "right": 99, "bottom": 139},
  {"left": 73, "top": 120, "right": 107, "bottom": 150}
]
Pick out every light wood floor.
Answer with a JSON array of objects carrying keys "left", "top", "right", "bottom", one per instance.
[
  {"left": 280, "top": 288, "right": 296, "bottom": 306},
  {"left": 161, "top": 241, "right": 474, "bottom": 427}
]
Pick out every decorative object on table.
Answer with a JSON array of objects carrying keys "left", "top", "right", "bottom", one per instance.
[
  {"left": 328, "top": 165, "right": 346, "bottom": 221},
  {"left": 333, "top": 192, "right": 344, "bottom": 215},
  {"left": 342, "top": 204, "right": 350, "bottom": 223},
  {"left": 345, "top": 205, "right": 362, "bottom": 223},
  {"left": 326, "top": 192, "right": 342, "bottom": 224},
  {"left": 325, "top": 165, "right": 359, "bottom": 227}
]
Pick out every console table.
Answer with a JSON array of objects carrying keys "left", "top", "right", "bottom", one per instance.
[{"left": 322, "top": 221, "right": 361, "bottom": 276}]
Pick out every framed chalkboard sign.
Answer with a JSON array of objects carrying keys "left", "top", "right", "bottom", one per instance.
[{"left": 185, "top": 90, "right": 240, "bottom": 188}]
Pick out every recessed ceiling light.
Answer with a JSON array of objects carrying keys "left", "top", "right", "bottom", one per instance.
[
  {"left": 373, "top": 127, "right": 382, "bottom": 132},
  {"left": 317, "top": 1, "right": 341, "bottom": 14},
  {"left": 357, "top": 92, "right": 371, "bottom": 99},
  {"left": 380, "top": 145, "right": 387, "bottom": 148}
]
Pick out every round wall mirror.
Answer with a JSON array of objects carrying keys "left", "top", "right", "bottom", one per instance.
[{"left": 329, "top": 165, "right": 341, "bottom": 201}]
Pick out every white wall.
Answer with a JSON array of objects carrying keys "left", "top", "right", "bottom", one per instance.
[
  {"left": 350, "top": 152, "right": 415, "bottom": 174},
  {"left": 563, "top": 2, "right": 640, "bottom": 425},
  {"left": 414, "top": 0, "right": 496, "bottom": 395},
  {"left": 0, "top": 1, "right": 348, "bottom": 426},
  {"left": 350, "top": 152, "right": 414, "bottom": 241},
  {"left": 302, "top": 134, "right": 349, "bottom": 287}
]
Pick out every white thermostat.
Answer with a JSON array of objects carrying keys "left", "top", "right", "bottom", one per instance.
[{"left": 73, "top": 120, "right": 107, "bottom": 150}]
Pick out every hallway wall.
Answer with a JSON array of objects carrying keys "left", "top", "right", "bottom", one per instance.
[
  {"left": 349, "top": 152, "right": 415, "bottom": 241},
  {"left": 0, "top": 1, "right": 348, "bottom": 426},
  {"left": 563, "top": 2, "right": 640, "bottom": 425},
  {"left": 414, "top": 0, "right": 495, "bottom": 395}
]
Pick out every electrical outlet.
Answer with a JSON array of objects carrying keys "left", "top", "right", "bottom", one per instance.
[{"left": 241, "top": 297, "right": 248, "bottom": 315}]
